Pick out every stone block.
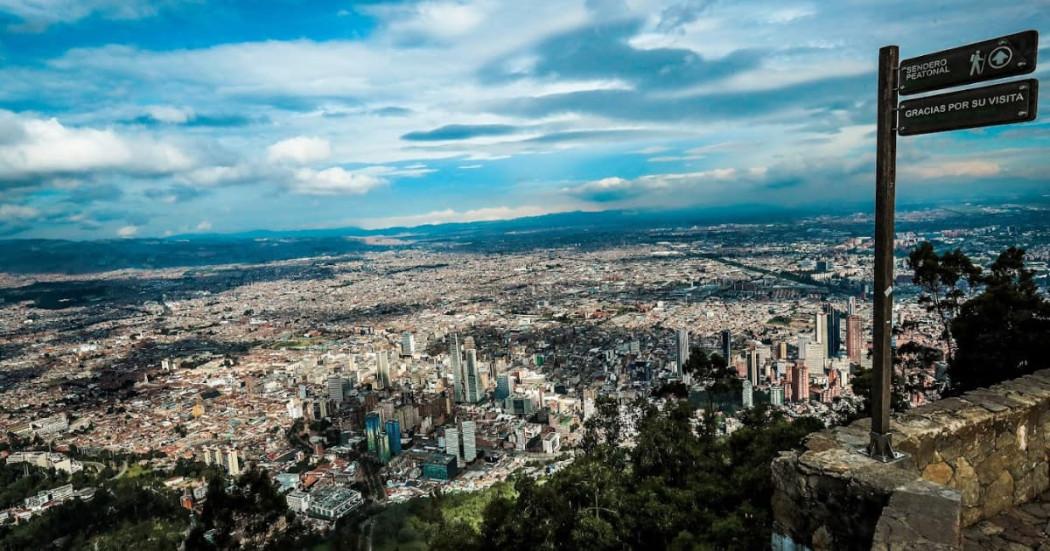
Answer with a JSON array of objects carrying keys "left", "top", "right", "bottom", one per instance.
[
  {"left": 954, "top": 457, "right": 981, "bottom": 506},
  {"left": 872, "top": 479, "right": 962, "bottom": 549},
  {"left": 923, "top": 461, "right": 954, "bottom": 486},
  {"left": 984, "top": 471, "right": 1016, "bottom": 518}
]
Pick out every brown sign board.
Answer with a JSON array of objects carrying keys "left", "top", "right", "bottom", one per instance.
[
  {"left": 899, "top": 30, "right": 1038, "bottom": 95},
  {"left": 897, "top": 79, "right": 1037, "bottom": 136}
]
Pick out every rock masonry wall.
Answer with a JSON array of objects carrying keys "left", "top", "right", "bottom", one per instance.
[{"left": 772, "top": 369, "right": 1050, "bottom": 550}]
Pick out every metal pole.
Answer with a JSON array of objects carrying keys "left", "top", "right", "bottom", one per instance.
[{"left": 867, "top": 45, "right": 899, "bottom": 462}]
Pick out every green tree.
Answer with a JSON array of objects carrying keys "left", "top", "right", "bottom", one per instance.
[
  {"left": 950, "top": 247, "right": 1050, "bottom": 391},
  {"left": 908, "top": 241, "right": 981, "bottom": 362}
]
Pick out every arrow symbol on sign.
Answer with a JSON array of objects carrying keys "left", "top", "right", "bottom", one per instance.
[{"left": 991, "top": 50, "right": 1010, "bottom": 66}]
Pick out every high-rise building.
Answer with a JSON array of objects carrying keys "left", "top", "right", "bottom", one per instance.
[
  {"left": 365, "top": 411, "right": 382, "bottom": 454},
  {"left": 445, "top": 426, "right": 462, "bottom": 466},
  {"left": 846, "top": 314, "right": 863, "bottom": 364},
  {"left": 461, "top": 421, "right": 477, "bottom": 463},
  {"left": 675, "top": 328, "right": 690, "bottom": 376},
  {"left": 775, "top": 341, "right": 788, "bottom": 360},
  {"left": 747, "top": 348, "right": 761, "bottom": 386},
  {"left": 826, "top": 306, "right": 842, "bottom": 358},
  {"left": 770, "top": 385, "right": 785, "bottom": 406},
  {"left": 386, "top": 419, "right": 401, "bottom": 456},
  {"left": 742, "top": 379, "right": 754, "bottom": 408},
  {"left": 401, "top": 332, "right": 415, "bottom": 356},
  {"left": 791, "top": 363, "right": 810, "bottom": 403},
  {"left": 327, "top": 376, "right": 345, "bottom": 404},
  {"left": 495, "top": 373, "right": 511, "bottom": 400},
  {"left": 464, "top": 348, "right": 481, "bottom": 403},
  {"left": 450, "top": 334, "right": 464, "bottom": 403},
  {"left": 814, "top": 312, "right": 827, "bottom": 345},
  {"left": 227, "top": 448, "right": 242, "bottom": 477},
  {"left": 720, "top": 330, "right": 732, "bottom": 363},
  {"left": 378, "top": 430, "right": 391, "bottom": 464},
  {"left": 804, "top": 341, "right": 826, "bottom": 373},
  {"left": 376, "top": 349, "right": 391, "bottom": 390}
]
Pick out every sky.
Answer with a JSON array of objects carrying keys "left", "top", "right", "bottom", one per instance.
[{"left": 0, "top": 0, "right": 1047, "bottom": 239}]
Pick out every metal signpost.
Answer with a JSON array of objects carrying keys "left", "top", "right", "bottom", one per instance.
[
  {"left": 899, "top": 30, "right": 1038, "bottom": 94},
  {"left": 866, "top": 31, "right": 1039, "bottom": 462}
]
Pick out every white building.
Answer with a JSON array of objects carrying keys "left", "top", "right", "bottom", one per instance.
[
  {"left": 286, "top": 489, "right": 310, "bottom": 513},
  {"left": 227, "top": 448, "right": 242, "bottom": 477},
  {"left": 377, "top": 349, "right": 391, "bottom": 390},
  {"left": 541, "top": 432, "right": 561, "bottom": 454},
  {"left": 445, "top": 426, "right": 462, "bottom": 467},
  {"left": 461, "top": 420, "right": 477, "bottom": 463},
  {"left": 675, "top": 328, "right": 690, "bottom": 376},
  {"left": 307, "top": 486, "right": 363, "bottom": 521},
  {"left": 401, "top": 332, "right": 415, "bottom": 356},
  {"left": 327, "top": 376, "right": 345, "bottom": 404}
]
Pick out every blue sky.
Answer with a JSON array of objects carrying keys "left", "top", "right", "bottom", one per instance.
[{"left": 0, "top": 0, "right": 1047, "bottom": 238}]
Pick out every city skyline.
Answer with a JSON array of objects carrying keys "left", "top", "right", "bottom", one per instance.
[{"left": 0, "top": 0, "right": 1047, "bottom": 239}]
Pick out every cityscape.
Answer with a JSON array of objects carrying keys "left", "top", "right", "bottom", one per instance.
[{"left": 0, "top": 1, "right": 1049, "bottom": 550}]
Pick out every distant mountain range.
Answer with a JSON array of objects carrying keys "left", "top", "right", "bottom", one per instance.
[{"left": 1, "top": 200, "right": 1047, "bottom": 275}]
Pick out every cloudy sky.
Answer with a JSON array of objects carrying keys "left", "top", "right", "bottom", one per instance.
[{"left": 0, "top": 0, "right": 1047, "bottom": 238}]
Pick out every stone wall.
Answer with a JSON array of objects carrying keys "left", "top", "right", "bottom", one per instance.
[{"left": 772, "top": 368, "right": 1050, "bottom": 550}]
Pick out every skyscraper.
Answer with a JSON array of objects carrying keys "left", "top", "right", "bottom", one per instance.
[
  {"left": 464, "top": 348, "right": 481, "bottom": 403},
  {"left": 450, "top": 334, "right": 464, "bottom": 403},
  {"left": 495, "top": 373, "right": 511, "bottom": 400},
  {"left": 445, "top": 426, "right": 462, "bottom": 466},
  {"left": 846, "top": 314, "right": 863, "bottom": 364},
  {"left": 770, "top": 385, "right": 785, "bottom": 406},
  {"left": 747, "top": 348, "right": 761, "bottom": 386},
  {"left": 826, "top": 306, "right": 842, "bottom": 358},
  {"left": 742, "top": 379, "right": 754, "bottom": 408},
  {"left": 776, "top": 341, "right": 788, "bottom": 360},
  {"left": 401, "top": 332, "right": 415, "bottom": 356},
  {"left": 791, "top": 363, "right": 809, "bottom": 403},
  {"left": 720, "top": 330, "right": 732, "bottom": 363},
  {"left": 227, "top": 448, "right": 242, "bottom": 477},
  {"left": 461, "top": 420, "right": 477, "bottom": 463},
  {"left": 386, "top": 419, "right": 401, "bottom": 456},
  {"left": 327, "top": 375, "right": 345, "bottom": 404},
  {"left": 814, "top": 311, "right": 827, "bottom": 345},
  {"left": 675, "top": 328, "right": 690, "bottom": 376},
  {"left": 365, "top": 411, "right": 382, "bottom": 454},
  {"left": 379, "top": 430, "right": 391, "bottom": 463},
  {"left": 377, "top": 349, "right": 391, "bottom": 390}
]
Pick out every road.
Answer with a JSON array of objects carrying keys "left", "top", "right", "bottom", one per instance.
[{"left": 80, "top": 460, "right": 127, "bottom": 480}]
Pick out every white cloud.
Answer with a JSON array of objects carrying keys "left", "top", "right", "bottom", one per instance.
[
  {"left": 182, "top": 164, "right": 257, "bottom": 187},
  {"left": 267, "top": 136, "right": 332, "bottom": 164},
  {"left": 0, "top": 110, "right": 193, "bottom": 180},
  {"left": 358, "top": 204, "right": 564, "bottom": 229},
  {"left": 571, "top": 168, "right": 737, "bottom": 195},
  {"left": 902, "top": 160, "right": 1000, "bottom": 180},
  {"left": 195, "top": 220, "right": 212, "bottom": 231},
  {"left": 146, "top": 105, "right": 195, "bottom": 124},
  {"left": 291, "top": 167, "right": 385, "bottom": 195},
  {"left": 0, "top": 0, "right": 168, "bottom": 30},
  {"left": 372, "top": 1, "right": 488, "bottom": 41},
  {"left": 117, "top": 225, "right": 138, "bottom": 237},
  {"left": 0, "top": 203, "right": 39, "bottom": 220}
]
